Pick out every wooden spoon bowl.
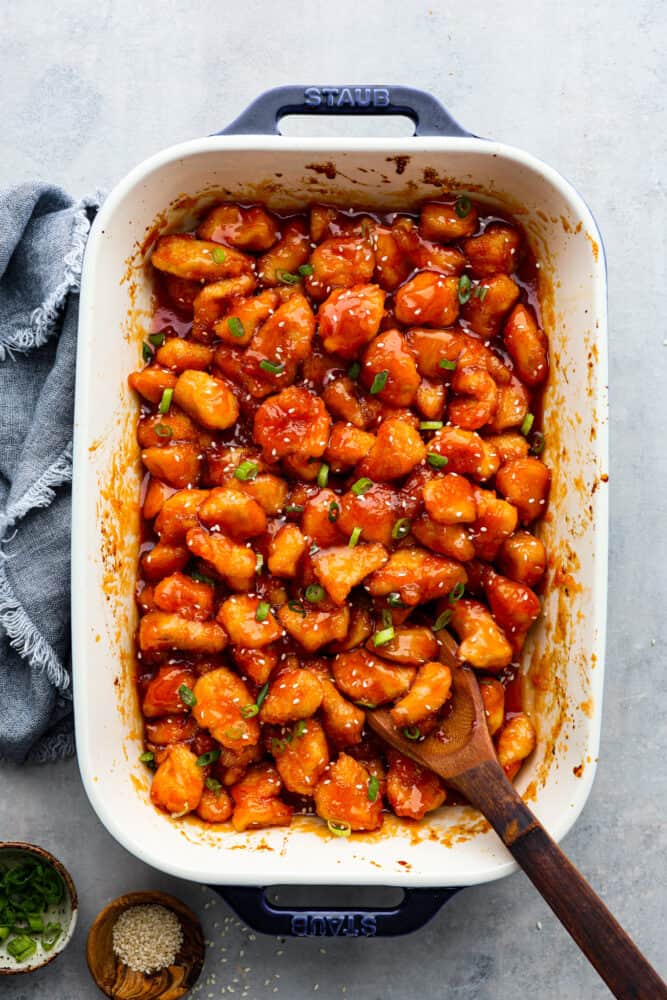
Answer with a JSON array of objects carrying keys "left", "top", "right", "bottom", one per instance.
[{"left": 86, "top": 890, "right": 204, "bottom": 1000}]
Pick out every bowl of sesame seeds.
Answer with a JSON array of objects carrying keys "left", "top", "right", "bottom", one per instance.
[{"left": 86, "top": 890, "right": 204, "bottom": 999}]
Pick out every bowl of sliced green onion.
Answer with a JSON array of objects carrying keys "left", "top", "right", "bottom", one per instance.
[{"left": 0, "top": 842, "right": 77, "bottom": 974}]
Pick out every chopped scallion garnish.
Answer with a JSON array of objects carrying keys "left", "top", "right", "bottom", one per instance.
[
  {"left": 328, "top": 500, "right": 340, "bottom": 523},
  {"left": 293, "top": 720, "right": 307, "bottom": 739},
  {"left": 455, "top": 195, "right": 472, "bottom": 218},
  {"left": 370, "top": 369, "right": 389, "bottom": 395},
  {"left": 149, "top": 332, "right": 165, "bottom": 347},
  {"left": 530, "top": 431, "right": 545, "bottom": 455},
  {"left": 178, "top": 684, "right": 196, "bottom": 708},
  {"left": 275, "top": 269, "right": 300, "bottom": 284},
  {"left": 373, "top": 625, "right": 395, "bottom": 647},
  {"left": 205, "top": 777, "right": 223, "bottom": 795},
  {"left": 142, "top": 342, "right": 153, "bottom": 363},
  {"left": 348, "top": 526, "right": 362, "bottom": 547},
  {"left": 434, "top": 609, "right": 453, "bottom": 630},
  {"left": 285, "top": 503, "right": 305, "bottom": 514},
  {"left": 139, "top": 751, "right": 155, "bottom": 766},
  {"left": 196, "top": 749, "right": 221, "bottom": 767},
  {"left": 305, "top": 584, "right": 325, "bottom": 603},
  {"left": 241, "top": 704, "right": 259, "bottom": 718},
  {"left": 419, "top": 421, "right": 443, "bottom": 431},
  {"left": 327, "top": 820, "right": 352, "bottom": 837},
  {"left": 521, "top": 412, "right": 535, "bottom": 436},
  {"left": 298, "top": 263, "right": 314, "bottom": 276},
  {"left": 403, "top": 726, "right": 422, "bottom": 741},
  {"left": 256, "top": 682, "right": 270, "bottom": 710},
  {"left": 387, "top": 592, "right": 406, "bottom": 608},
  {"left": 458, "top": 274, "right": 472, "bottom": 304},
  {"left": 367, "top": 775, "right": 380, "bottom": 802},
  {"left": 158, "top": 387, "right": 173, "bottom": 414},
  {"left": 234, "top": 460, "right": 259, "bottom": 481},
  {"left": 427, "top": 453, "right": 448, "bottom": 469},
  {"left": 227, "top": 316, "right": 245, "bottom": 339},
  {"left": 153, "top": 422, "right": 173, "bottom": 439},
  {"left": 391, "top": 518, "right": 411, "bottom": 540},
  {"left": 449, "top": 581, "right": 465, "bottom": 603},
  {"left": 259, "top": 359, "right": 285, "bottom": 375},
  {"left": 439, "top": 358, "right": 457, "bottom": 371},
  {"left": 211, "top": 247, "right": 227, "bottom": 263},
  {"left": 317, "top": 463, "right": 329, "bottom": 487},
  {"left": 287, "top": 600, "right": 306, "bottom": 617},
  {"left": 351, "top": 477, "right": 373, "bottom": 496},
  {"left": 474, "top": 284, "right": 489, "bottom": 301},
  {"left": 255, "top": 600, "right": 270, "bottom": 622},
  {"left": 348, "top": 362, "right": 361, "bottom": 380}
]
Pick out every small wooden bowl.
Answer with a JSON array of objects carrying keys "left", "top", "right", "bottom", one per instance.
[{"left": 86, "top": 890, "right": 205, "bottom": 1000}]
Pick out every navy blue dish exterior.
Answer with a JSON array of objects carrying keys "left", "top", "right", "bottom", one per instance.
[{"left": 211, "top": 85, "right": 468, "bottom": 937}]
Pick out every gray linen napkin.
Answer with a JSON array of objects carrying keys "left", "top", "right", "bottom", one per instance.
[{"left": 0, "top": 183, "right": 99, "bottom": 763}]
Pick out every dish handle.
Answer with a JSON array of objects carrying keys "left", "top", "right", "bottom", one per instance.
[
  {"left": 215, "top": 85, "right": 471, "bottom": 137},
  {"left": 209, "top": 885, "right": 460, "bottom": 937}
]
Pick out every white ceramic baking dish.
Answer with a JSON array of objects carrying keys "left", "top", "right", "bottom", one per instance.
[{"left": 72, "top": 86, "right": 608, "bottom": 935}]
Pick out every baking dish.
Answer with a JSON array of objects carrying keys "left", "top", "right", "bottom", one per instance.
[{"left": 72, "top": 86, "right": 608, "bottom": 936}]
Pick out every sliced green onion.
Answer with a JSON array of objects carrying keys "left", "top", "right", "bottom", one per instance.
[
  {"left": 439, "top": 357, "right": 457, "bottom": 371},
  {"left": 370, "top": 370, "right": 389, "bottom": 395},
  {"left": 234, "top": 460, "right": 259, "bottom": 481},
  {"left": 225, "top": 724, "right": 245, "bottom": 740},
  {"left": 381, "top": 609, "right": 393, "bottom": 629},
  {"left": 455, "top": 195, "right": 472, "bottom": 218},
  {"left": 142, "top": 342, "right": 153, "bottom": 363},
  {"left": 373, "top": 626, "right": 395, "bottom": 647},
  {"left": 317, "top": 463, "right": 329, "bottom": 487},
  {"left": 211, "top": 247, "right": 227, "bottom": 263},
  {"left": 351, "top": 477, "right": 373, "bottom": 497},
  {"left": 256, "top": 682, "right": 270, "bottom": 709},
  {"left": 327, "top": 820, "right": 352, "bottom": 837},
  {"left": 298, "top": 263, "right": 314, "bottom": 276},
  {"left": 367, "top": 775, "right": 380, "bottom": 802},
  {"left": 27, "top": 915, "right": 43, "bottom": 933},
  {"left": 275, "top": 268, "right": 300, "bottom": 284},
  {"left": 419, "top": 421, "right": 443, "bottom": 431},
  {"left": 449, "top": 581, "right": 465, "bottom": 603},
  {"left": 260, "top": 359, "right": 285, "bottom": 375},
  {"left": 349, "top": 526, "right": 362, "bottom": 547},
  {"left": 158, "top": 387, "right": 173, "bottom": 414},
  {"left": 427, "top": 453, "right": 448, "bottom": 469},
  {"left": 391, "top": 518, "right": 411, "bottom": 540},
  {"left": 42, "top": 923, "right": 63, "bottom": 952},
  {"left": 7, "top": 934, "right": 37, "bottom": 961},
  {"left": 387, "top": 592, "right": 406, "bottom": 608},
  {"left": 205, "top": 777, "right": 223, "bottom": 795},
  {"left": 293, "top": 719, "right": 307, "bottom": 739},
  {"left": 530, "top": 431, "right": 545, "bottom": 455},
  {"left": 139, "top": 751, "right": 155, "bottom": 766},
  {"left": 255, "top": 553, "right": 264, "bottom": 573},
  {"left": 0, "top": 927, "right": 9, "bottom": 942},
  {"left": 285, "top": 503, "right": 305, "bottom": 514},
  {"left": 241, "top": 704, "right": 259, "bottom": 718},
  {"left": 434, "top": 609, "right": 453, "bottom": 630},
  {"left": 474, "top": 284, "right": 489, "bottom": 301},
  {"left": 149, "top": 332, "right": 165, "bottom": 347},
  {"left": 521, "top": 412, "right": 535, "bottom": 436},
  {"left": 287, "top": 600, "right": 306, "bottom": 617},
  {"left": 403, "top": 726, "right": 422, "bottom": 741},
  {"left": 348, "top": 362, "right": 361, "bottom": 380},
  {"left": 255, "top": 600, "right": 270, "bottom": 622},
  {"left": 189, "top": 570, "right": 216, "bottom": 585},
  {"left": 153, "top": 423, "right": 173, "bottom": 439},
  {"left": 458, "top": 274, "right": 472, "bottom": 304},
  {"left": 227, "top": 316, "right": 245, "bottom": 339},
  {"left": 305, "top": 584, "right": 325, "bottom": 603},
  {"left": 356, "top": 700, "right": 377, "bottom": 709},
  {"left": 328, "top": 500, "right": 340, "bottom": 523},
  {"left": 178, "top": 684, "right": 196, "bottom": 708},
  {"left": 309, "top": 543, "right": 320, "bottom": 556},
  {"left": 196, "top": 749, "right": 221, "bottom": 767},
  {"left": 271, "top": 737, "right": 287, "bottom": 754}
]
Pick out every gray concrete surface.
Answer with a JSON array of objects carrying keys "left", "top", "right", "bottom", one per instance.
[{"left": 1, "top": 0, "right": 666, "bottom": 997}]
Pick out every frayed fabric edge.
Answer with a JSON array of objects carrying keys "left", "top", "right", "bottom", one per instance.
[
  {"left": 0, "top": 564, "right": 71, "bottom": 694},
  {"left": 7, "top": 440, "right": 73, "bottom": 527},
  {"left": 0, "top": 194, "right": 99, "bottom": 360}
]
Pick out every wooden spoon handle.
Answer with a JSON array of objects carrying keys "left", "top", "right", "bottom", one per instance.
[{"left": 454, "top": 760, "right": 667, "bottom": 1000}]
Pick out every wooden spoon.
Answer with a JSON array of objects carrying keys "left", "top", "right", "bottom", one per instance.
[{"left": 368, "top": 635, "right": 666, "bottom": 1000}]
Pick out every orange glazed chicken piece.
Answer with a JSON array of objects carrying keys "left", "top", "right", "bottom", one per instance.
[
  {"left": 385, "top": 750, "right": 446, "bottom": 820},
  {"left": 317, "top": 284, "right": 386, "bottom": 358},
  {"left": 230, "top": 763, "right": 293, "bottom": 831},
  {"left": 150, "top": 745, "right": 204, "bottom": 817},
  {"left": 192, "top": 667, "right": 260, "bottom": 750},
  {"left": 314, "top": 753, "right": 383, "bottom": 832}
]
